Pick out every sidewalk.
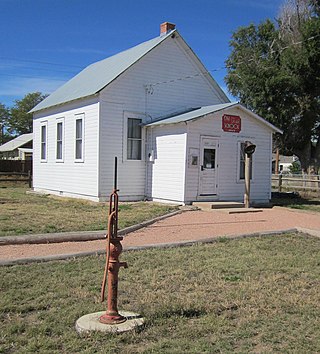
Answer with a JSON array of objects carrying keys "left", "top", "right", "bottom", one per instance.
[{"left": 1, "top": 207, "right": 320, "bottom": 265}]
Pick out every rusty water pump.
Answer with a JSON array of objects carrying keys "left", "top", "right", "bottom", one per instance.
[{"left": 100, "top": 157, "right": 128, "bottom": 325}]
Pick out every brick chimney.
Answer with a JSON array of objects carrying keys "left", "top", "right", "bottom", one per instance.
[{"left": 160, "top": 22, "right": 176, "bottom": 35}]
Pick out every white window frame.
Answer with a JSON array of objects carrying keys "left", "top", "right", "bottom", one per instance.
[
  {"left": 124, "top": 112, "right": 145, "bottom": 162},
  {"left": 237, "top": 141, "right": 254, "bottom": 182},
  {"left": 75, "top": 113, "right": 84, "bottom": 162},
  {"left": 56, "top": 118, "right": 64, "bottom": 162},
  {"left": 40, "top": 121, "right": 48, "bottom": 162}
]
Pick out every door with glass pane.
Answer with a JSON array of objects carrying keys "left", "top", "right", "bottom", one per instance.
[{"left": 199, "top": 137, "right": 218, "bottom": 195}]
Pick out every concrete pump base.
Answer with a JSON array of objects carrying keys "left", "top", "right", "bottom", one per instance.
[{"left": 75, "top": 311, "right": 144, "bottom": 334}]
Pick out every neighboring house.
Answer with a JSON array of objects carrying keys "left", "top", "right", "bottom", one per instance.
[
  {"left": 0, "top": 133, "right": 33, "bottom": 160},
  {"left": 272, "top": 154, "right": 300, "bottom": 174},
  {"left": 31, "top": 22, "right": 281, "bottom": 204}
]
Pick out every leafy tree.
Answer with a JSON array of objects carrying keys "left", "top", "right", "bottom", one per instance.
[
  {"left": 8, "top": 92, "right": 48, "bottom": 135},
  {"left": 0, "top": 103, "right": 10, "bottom": 145},
  {"left": 225, "top": 0, "right": 320, "bottom": 172},
  {"left": 289, "top": 160, "right": 302, "bottom": 174}
]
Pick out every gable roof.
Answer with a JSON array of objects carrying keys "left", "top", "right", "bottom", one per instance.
[
  {"left": 0, "top": 133, "right": 33, "bottom": 152},
  {"left": 272, "top": 154, "right": 298, "bottom": 163},
  {"left": 31, "top": 30, "right": 176, "bottom": 113},
  {"left": 31, "top": 28, "right": 229, "bottom": 113},
  {"left": 145, "top": 102, "right": 283, "bottom": 133}
]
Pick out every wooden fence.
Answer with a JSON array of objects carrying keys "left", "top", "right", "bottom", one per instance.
[
  {"left": 0, "top": 160, "right": 32, "bottom": 173},
  {"left": 0, "top": 172, "right": 32, "bottom": 187},
  {"left": 272, "top": 174, "right": 320, "bottom": 194}
]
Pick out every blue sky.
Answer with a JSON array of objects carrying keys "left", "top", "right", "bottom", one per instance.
[{"left": 0, "top": 0, "right": 283, "bottom": 107}]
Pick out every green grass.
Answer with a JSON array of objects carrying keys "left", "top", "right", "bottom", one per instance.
[
  {"left": 1, "top": 234, "right": 320, "bottom": 353},
  {"left": 0, "top": 185, "right": 178, "bottom": 236}
]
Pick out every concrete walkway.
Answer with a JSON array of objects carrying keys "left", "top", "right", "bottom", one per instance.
[{"left": 1, "top": 207, "right": 320, "bottom": 266}]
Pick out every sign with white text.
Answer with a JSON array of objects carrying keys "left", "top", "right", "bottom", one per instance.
[{"left": 222, "top": 114, "right": 241, "bottom": 133}]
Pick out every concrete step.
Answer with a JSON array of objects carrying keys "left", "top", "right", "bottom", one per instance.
[{"left": 192, "top": 201, "right": 245, "bottom": 210}]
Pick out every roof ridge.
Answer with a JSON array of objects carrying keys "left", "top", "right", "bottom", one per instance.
[{"left": 89, "top": 30, "right": 176, "bottom": 67}]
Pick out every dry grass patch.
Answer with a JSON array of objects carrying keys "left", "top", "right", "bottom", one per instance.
[
  {"left": 0, "top": 185, "right": 178, "bottom": 236},
  {"left": 0, "top": 233, "right": 319, "bottom": 353}
]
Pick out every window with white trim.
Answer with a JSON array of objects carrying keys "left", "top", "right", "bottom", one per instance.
[
  {"left": 75, "top": 115, "right": 84, "bottom": 161},
  {"left": 127, "top": 118, "right": 142, "bottom": 160},
  {"left": 56, "top": 120, "right": 64, "bottom": 161},
  {"left": 40, "top": 122, "right": 47, "bottom": 161}
]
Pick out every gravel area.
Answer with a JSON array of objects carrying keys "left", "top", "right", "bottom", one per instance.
[{"left": 1, "top": 207, "right": 320, "bottom": 262}]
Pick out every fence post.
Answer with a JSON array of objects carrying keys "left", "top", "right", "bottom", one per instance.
[
  {"left": 28, "top": 170, "right": 32, "bottom": 188},
  {"left": 278, "top": 174, "right": 282, "bottom": 192}
]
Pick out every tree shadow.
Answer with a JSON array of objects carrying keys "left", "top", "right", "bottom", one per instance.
[{"left": 271, "top": 192, "right": 320, "bottom": 207}]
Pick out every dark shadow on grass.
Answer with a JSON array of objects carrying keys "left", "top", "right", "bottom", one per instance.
[
  {"left": 153, "top": 307, "right": 207, "bottom": 320},
  {"left": 215, "top": 303, "right": 239, "bottom": 316},
  {"left": 271, "top": 193, "right": 320, "bottom": 207}
]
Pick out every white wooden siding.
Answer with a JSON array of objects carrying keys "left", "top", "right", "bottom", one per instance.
[
  {"left": 99, "top": 34, "right": 226, "bottom": 119},
  {"left": 98, "top": 34, "right": 226, "bottom": 201},
  {"left": 98, "top": 100, "right": 146, "bottom": 201},
  {"left": 185, "top": 106, "right": 273, "bottom": 203},
  {"left": 146, "top": 124, "right": 187, "bottom": 203},
  {"left": 33, "top": 97, "right": 100, "bottom": 201}
]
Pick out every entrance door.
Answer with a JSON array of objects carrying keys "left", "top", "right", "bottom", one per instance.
[{"left": 199, "top": 137, "right": 218, "bottom": 195}]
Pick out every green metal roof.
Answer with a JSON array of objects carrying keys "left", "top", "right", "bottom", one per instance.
[
  {"left": 145, "top": 103, "right": 237, "bottom": 126},
  {"left": 30, "top": 31, "right": 176, "bottom": 113},
  {"left": 145, "top": 102, "right": 283, "bottom": 133}
]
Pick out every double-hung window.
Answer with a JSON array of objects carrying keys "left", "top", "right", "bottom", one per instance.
[
  {"left": 40, "top": 122, "right": 47, "bottom": 161},
  {"left": 56, "top": 119, "right": 64, "bottom": 161},
  {"left": 75, "top": 114, "right": 84, "bottom": 161},
  {"left": 127, "top": 118, "right": 142, "bottom": 160}
]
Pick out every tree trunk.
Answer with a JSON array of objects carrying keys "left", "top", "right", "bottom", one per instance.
[
  {"left": 313, "top": 138, "right": 320, "bottom": 174},
  {"left": 294, "top": 142, "right": 311, "bottom": 173}
]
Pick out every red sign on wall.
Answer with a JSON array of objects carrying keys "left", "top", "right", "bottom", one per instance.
[{"left": 222, "top": 114, "right": 241, "bottom": 133}]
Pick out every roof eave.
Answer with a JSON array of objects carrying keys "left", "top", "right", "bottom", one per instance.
[
  {"left": 30, "top": 93, "right": 99, "bottom": 114},
  {"left": 146, "top": 102, "right": 238, "bottom": 127},
  {"left": 235, "top": 104, "right": 283, "bottom": 134},
  {"left": 174, "top": 33, "right": 230, "bottom": 103}
]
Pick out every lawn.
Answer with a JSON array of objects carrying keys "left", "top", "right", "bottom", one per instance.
[
  {"left": 0, "top": 185, "right": 178, "bottom": 236},
  {"left": 272, "top": 194, "right": 320, "bottom": 213},
  {"left": 1, "top": 233, "right": 319, "bottom": 353}
]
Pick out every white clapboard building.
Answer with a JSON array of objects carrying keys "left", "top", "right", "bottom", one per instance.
[{"left": 31, "top": 23, "right": 281, "bottom": 204}]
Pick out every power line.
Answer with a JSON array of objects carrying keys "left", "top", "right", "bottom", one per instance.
[
  {"left": 0, "top": 72, "right": 68, "bottom": 81},
  {"left": 1, "top": 33, "right": 318, "bottom": 88},
  {"left": 0, "top": 56, "right": 84, "bottom": 69},
  {"left": 147, "top": 33, "right": 320, "bottom": 87},
  {"left": 0, "top": 65, "right": 78, "bottom": 75},
  {"left": 0, "top": 57, "right": 82, "bottom": 81}
]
